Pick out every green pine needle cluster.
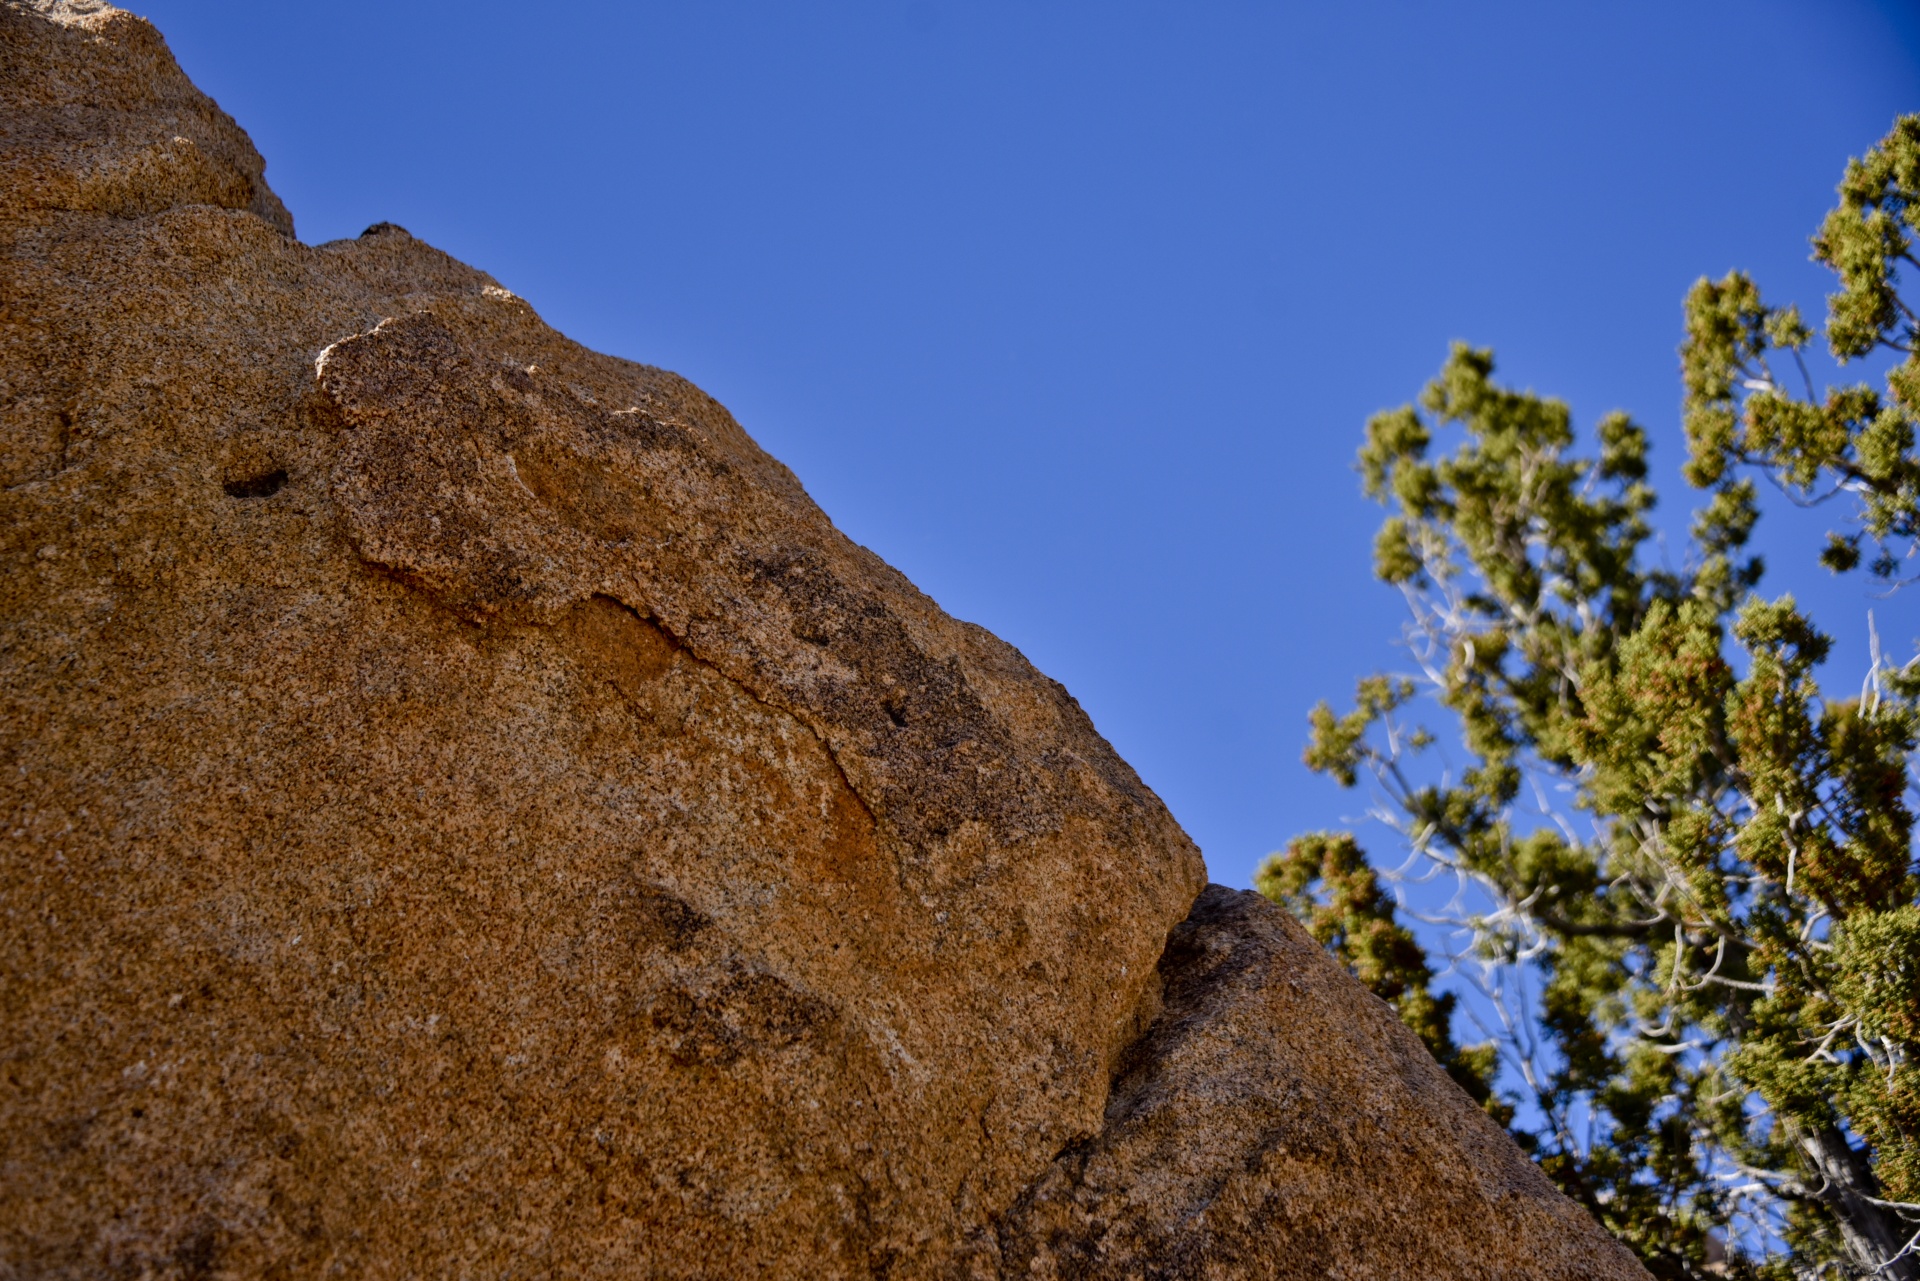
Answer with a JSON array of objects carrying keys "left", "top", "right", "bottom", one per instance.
[
  {"left": 1684, "top": 117, "right": 1920, "bottom": 584},
  {"left": 1270, "top": 117, "right": 1920, "bottom": 1280}
]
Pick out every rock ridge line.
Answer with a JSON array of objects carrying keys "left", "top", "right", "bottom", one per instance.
[{"left": 0, "top": 4, "right": 1650, "bottom": 1278}]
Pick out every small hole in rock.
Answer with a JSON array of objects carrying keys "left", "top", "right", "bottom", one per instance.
[{"left": 224, "top": 468, "right": 287, "bottom": 499}]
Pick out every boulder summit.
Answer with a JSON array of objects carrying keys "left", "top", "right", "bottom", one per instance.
[{"left": 0, "top": 4, "right": 1647, "bottom": 1277}]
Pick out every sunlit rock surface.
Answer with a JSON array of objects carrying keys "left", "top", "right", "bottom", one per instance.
[{"left": 0, "top": 4, "right": 1648, "bottom": 1277}]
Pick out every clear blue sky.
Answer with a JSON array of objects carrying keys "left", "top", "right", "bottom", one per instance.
[{"left": 139, "top": 0, "right": 1920, "bottom": 890}]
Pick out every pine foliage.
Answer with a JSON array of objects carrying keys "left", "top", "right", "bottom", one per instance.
[{"left": 1268, "top": 117, "right": 1920, "bottom": 1279}]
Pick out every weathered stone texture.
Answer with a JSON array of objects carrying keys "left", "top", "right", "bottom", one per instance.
[
  {"left": 997, "top": 887, "right": 1647, "bottom": 1279},
  {"left": 0, "top": 3, "right": 1648, "bottom": 1278}
]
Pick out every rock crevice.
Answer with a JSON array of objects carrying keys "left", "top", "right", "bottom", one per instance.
[{"left": 994, "top": 886, "right": 1647, "bottom": 1279}]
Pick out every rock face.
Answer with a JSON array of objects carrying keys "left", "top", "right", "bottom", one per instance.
[
  {"left": 998, "top": 887, "right": 1643, "bottom": 1278},
  {"left": 0, "top": 4, "right": 1649, "bottom": 1279}
]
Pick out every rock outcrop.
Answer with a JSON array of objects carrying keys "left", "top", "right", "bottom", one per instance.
[
  {"left": 0, "top": 4, "right": 1649, "bottom": 1278},
  {"left": 998, "top": 886, "right": 1643, "bottom": 1278}
]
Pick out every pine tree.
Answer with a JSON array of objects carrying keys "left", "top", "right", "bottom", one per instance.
[{"left": 1269, "top": 117, "right": 1920, "bottom": 1279}]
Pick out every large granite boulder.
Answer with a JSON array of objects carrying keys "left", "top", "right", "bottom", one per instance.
[{"left": 0, "top": 4, "right": 1648, "bottom": 1277}]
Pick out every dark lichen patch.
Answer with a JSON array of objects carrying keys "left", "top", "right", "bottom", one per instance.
[
  {"left": 647, "top": 966, "right": 834, "bottom": 1067},
  {"left": 631, "top": 884, "right": 711, "bottom": 953},
  {"left": 223, "top": 467, "right": 287, "bottom": 499}
]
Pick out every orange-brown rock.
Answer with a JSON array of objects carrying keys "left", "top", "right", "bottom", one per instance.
[
  {"left": 0, "top": 3, "right": 1648, "bottom": 1278},
  {"left": 997, "top": 886, "right": 1648, "bottom": 1278}
]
